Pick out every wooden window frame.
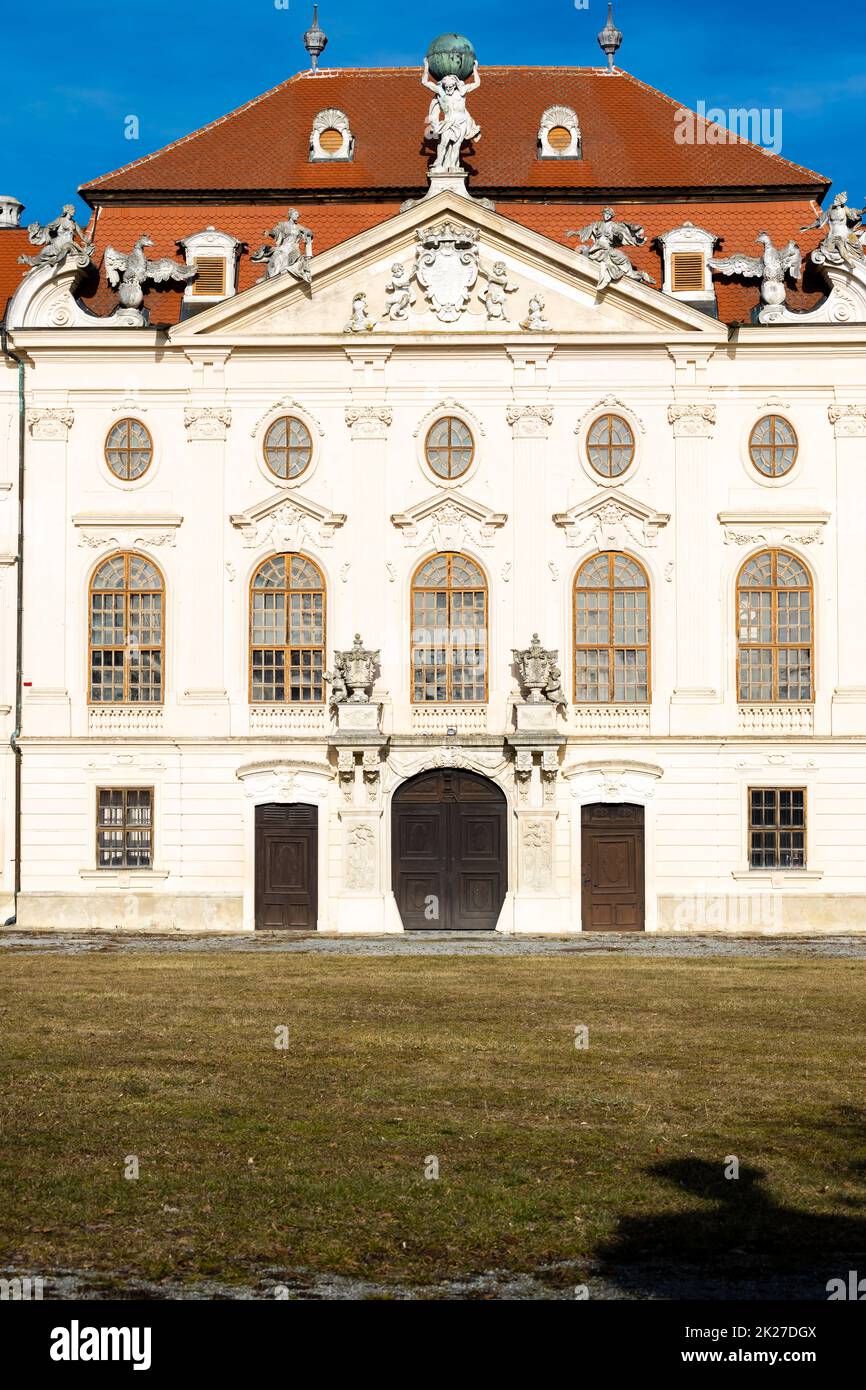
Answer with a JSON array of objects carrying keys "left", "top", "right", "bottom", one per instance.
[
  {"left": 586, "top": 413, "right": 636, "bottom": 479},
  {"left": 95, "top": 786, "right": 154, "bottom": 870},
  {"left": 88, "top": 551, "right": 165, "bottom": 706},
  {"left": 573, "top": 551, "right": 651, "bottom": 704},
  {"left": 736, "top": 549, "right": 814, "bottom": 704},
  {"left": 423, "top": 417, "right": 475, "bottom": 481},
  {"left": 249, "top": 553, "right": 326, "bottom": 704},
  {"left": 410, "top": 551, "right": 488, "bottom": 704},
  {"left": 748, "top": 414, "right": 799, "bottom": 478},
  {"left": 748, "top": 787, "right": 807, "bottom": 870},
  {"left": 104, "top": 417, "right": 153, "bottom": 481},
  {"left": 670, "top": 251, "right": 706, "bottom": 293},
  {"left": 262, "top": 415, "right": 314, "bottom": 482}
]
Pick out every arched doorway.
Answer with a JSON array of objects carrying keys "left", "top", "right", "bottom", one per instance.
[{"left": 392, "top": 769, "right": 507, "bottom": 931}]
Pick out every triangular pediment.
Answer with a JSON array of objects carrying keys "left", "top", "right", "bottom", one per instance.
[
  {"left": 391, "top": 490, "right": 507, "bottom": 549},
  {"left": 230, "top": 491, "right": 347, "bottom": 549},
  {"left": 170, "top": 190, "right": 727, "bottom": 344},
  {"left": 554, "top": 492, "right": 671, "bottom": 549}
]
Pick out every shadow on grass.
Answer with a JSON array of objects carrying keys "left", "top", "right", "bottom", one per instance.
[{"left": 597, "top": 1144, "right": 866, "bottom": 1300}]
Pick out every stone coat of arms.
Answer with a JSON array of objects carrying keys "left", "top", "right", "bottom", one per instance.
[{"left": 414, "top": 218, "right": 480, "bottom": 323}]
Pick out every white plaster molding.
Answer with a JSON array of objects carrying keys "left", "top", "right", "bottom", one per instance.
[
  {"left": 28, "top": 408, "right": 74, "bottom": 441},
  {"left": 73, "top": 512, "right": 183, "bottom": 549},
  {"left": 657, "top": 222, "right": 719, "bottom": 300},
  {"left": 413, "top": 398, "right": 486, "bottom": 438},
  {"left": 563, "top": 758, "right": 664, "bottom": 801},
  {"left": 553, "top": 493, "right": 670, "bottom": 549},
  {"left": 177, "top": 226, "right": 244, "bottom": 303},
  {"left": 829, "top": 403, "right": 866, "bottom": 438},
  {"left": 184, "top": 406, "right": 232, "bottom": 441},
  {"left": 507, "top": 404, "right": 554, "bottom": 439},
  {"left": 668, "top": 402, "right": 717, "bottom": 438},
  {"left": 575, "top": 394, "right": 647, "bottom": 436},
  {"left": 718, "top": 509, "right": 829, "bottom": 547},
  {"left": 230, "top": 492, "right": 347, "bottom": 550},
  {"left": 309, "top": 108, "right": 355, "bottom": 162},
  {"left": 385, "top": 746, "right": 509, "bottom": 788},
  {"left": 250, "top": 397, "right": 325, "bottom": 438},
  {"left": 391, "top": 491, "right": 507, "bottom": 549},
  {"left": 537, "top": 105, "right": 581, "bottom": 159},
  {"left": 345, "top": 405, "right": 393, "bottom": 440}
]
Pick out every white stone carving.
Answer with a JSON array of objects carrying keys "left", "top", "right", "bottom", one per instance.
[
  {"left": 250, "top": 209, "right": 313, "bottom": 285},
  {"left": 73, "top": 512, "right": 183, "bottom": 550},
  {"left": 384, "top": 263, "right": 417, "bottom": 321},
  {"left": 829, "top": 404, "right": 866, "bottom": 438},
  {"left": 521, "top": 293, "right": 549, "bottom": 331},
  {"left": 344, "top": 292, "right": 376, "bottom": 333},
  {"left": 345, "top": 823, "right": 376, "bottom": 889},
  {"left": 414, "top": 219, "right": 480, "bottom": 323},
  {"left": 478, "top": 261, "right": 519, "bottom": 320},
  {"left": 571, "top": 705, "right": 650, "bottom": 735},
  {"left": 718, "top": 511, "right": 829, "bottom": 548},
  {"left": 506, "top": 404, "right": 553, "bottom": 438},
  {"left": 521, "top": 818, "right": 553, "bottom": 891},
  {"left": 29, "top": 409, "right": 74, "bottom": 441},
  {"left": 421, "top": 58, "right": 481, "bottom": 174},
  {"left": 104, "top": 237, "right": 197, "bottom": 326},
  {"left": 248, "top": 706, "right": 328, "bottom": 734},
  {"left": 184, "top": 407, "right": 232, "bottom": 440},
  {"left": 737, "top": 704, "right": 814, "bottom": 735},
  {"left": 88, "top": 707, "right": 164, "bottom": 735},
  {"left": 413, "top": 399, "right": 485, "bottom": 438},
  {"left": 668, "top": 403, "right": 716, "bottom": 437},
  {"left": 310, "top": 108, "right": 355, "bottom": 161},
  {"left": 345, "top": 405, "right": 392, "bottom": 439},
  {"left": 230, "top": 494, "right": 347, "bottom": 549},
  {"left": 575, "top": 395, "right": 647, "bottom": 436},
  {"left": 568, "top": 208, "right": 655, "bottom": 290},
  {"left": 553, "top": 493, "right": 670, "bottom": 549},
  {"left": 391, "top": 491, "right": 507, "bottom": 549},
  {"left": 710, "top": 234, "right": 802, "bottom": 324},
  {"left": 410, "top": 705, "right": 488, "bottom": 733},
  {"left": 251, "top": 398, "right": 324, "bottom": 438},
  {"left": 537, "top": 105, "right": 581, "bottom": 159}
]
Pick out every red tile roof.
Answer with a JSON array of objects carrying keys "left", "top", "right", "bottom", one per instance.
[
  {"left": 0, "top": 227, "right": 35, "bottom": 322},
  {"left": 80, "top": 66, "right": 829, "bottom": 201}
]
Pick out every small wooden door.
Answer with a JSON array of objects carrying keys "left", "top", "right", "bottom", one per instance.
[
  {"left": 581, "top": 803, "right": 645, "bottom": 931},
  {"left": 255, "top": 803, "right": 318, "bottom": 930},
  {"left": 392, "top": 770, "right": 507, "bottom": 930}
]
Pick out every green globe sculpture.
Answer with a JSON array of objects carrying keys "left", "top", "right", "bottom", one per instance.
[{"left": 425, "top": 33, "right": 477, "bottom": 81}]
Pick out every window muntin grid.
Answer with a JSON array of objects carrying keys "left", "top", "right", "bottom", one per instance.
[
  {"left": 574, "top": 552, "right": 650, "bottom": 703},
  {"left": 250, "top": 554, "right": 325, "bottom": 703},
  {"left": 96, "top": 788, "right": 153, "bottom": 869},
  {"left": 263, "top": 416, "right": 313, "bottom": 481},
  {"left": 737, "top": 550, "right": 813, "bottom": 702},
  {"left": 586, "top": 413, "right": 635, "bottom": 479},
  {"left": 104, "top": 418, "right": 153, "bottom": 481},
  {"left": 411, "top": 552, "right": 487, "bottom": 703},
  {"left": 749, "top": 788, "right": 806, "bottom": 869},
  {"left": 748, "top": 415, "right": 798, "bottom": 478},
  {"left": 89, "top": 553, "right": 164, "bottom": 704},
  {"left": 424, "top": 417, "right": 475, "bottom": 480}
]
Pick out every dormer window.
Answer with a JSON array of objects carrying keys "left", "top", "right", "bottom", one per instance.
[
  {"left": 310, "top": 109, "right": 354, "bottom": 161},
  {"left": 537, "top": 106, "right": 581, "bottom": 159},
  {"left": 177, "top": 227, "right": 244, "bottom": 308},
  {"left": 657, "top": 222, "right": 719, "bottom": 309}
]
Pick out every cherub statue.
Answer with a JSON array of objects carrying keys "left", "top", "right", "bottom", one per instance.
[
  {"left": 103, "top": 236, "right": 196, "bottom": 317},
  {"left": 478, "top": 260, "right": 518, "bottom": 320},
  {"left": 567, "top": 206, "right": 656, "bottom": 290},
  {"left": 18, "top": 204, "right": 93, "bottom": 273},
  {"left": 544, "top": 661, "right": 566, "bottom": 708},
  {"left": 521, "top": 292, "right": 549, "bottom": 331},
  {"left": 421, "top": 58, "right": 481, "bottom": 173},
  {"left": 324, "top": 655, "right": 349, "bottom": 708},
  {"left": 251, "top": 208, "right": 313, "bottom": 284},
  {"left": 344, "top": 292, "right": 376, "bottom": 333},
  {"left": 384, "top": 262, "right": 416, "bottom": 321},
  {"left": 709, "top": 232, "right": 801, "bottom": 317},
  {"left": 801, "top": 192, "right": 865, "bottom": 268}
]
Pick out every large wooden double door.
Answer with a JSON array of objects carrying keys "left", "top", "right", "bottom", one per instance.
[
  {"left": 581, "top": 803, "right": 645, "bottom": 931},
  {"left": 255, "top": 803, "right": 317, "bottom": 930},
  {"left": 392, "top": 770, "right": 507, "bottom": 931}
]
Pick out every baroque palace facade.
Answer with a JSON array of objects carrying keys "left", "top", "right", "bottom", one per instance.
[{"left": 2, "top": 19, "right": 866, "bottom": 934}]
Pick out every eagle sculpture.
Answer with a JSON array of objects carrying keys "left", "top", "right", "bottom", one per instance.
[
  {"left": 709, "top": 232, "right": 802, "bottom": 313},
  {"left": 104, "top": 236, "right": 196, "bottom": 314}
]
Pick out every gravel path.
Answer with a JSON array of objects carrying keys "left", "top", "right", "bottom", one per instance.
[{"left": 2, "top": 929, "right": 866, "bottom": 957}]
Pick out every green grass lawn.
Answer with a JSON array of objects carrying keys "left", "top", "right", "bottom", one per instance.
[{"left": 1, "top": 954, "right": 864, "bottom": 1292}]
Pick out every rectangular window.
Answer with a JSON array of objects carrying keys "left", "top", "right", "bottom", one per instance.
[
  {"left": 748, "top": 788, "right": 805, "bottom": 869},
  {"left": 191, "top": 256, "right": 226, "bottom": 296},
  {"left": 671, "top": 252, "right": 705, "bottom": 292},
  {"left": 97, "top": 788, "right": 153, "bottom": 869}
]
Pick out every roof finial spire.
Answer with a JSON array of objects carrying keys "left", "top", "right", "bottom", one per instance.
[
  {"left": 597, "top": 2, "right": 623, "bottom": 71},
  {"left": 303, "top": 5, "right": 328, "bottom": 71}
]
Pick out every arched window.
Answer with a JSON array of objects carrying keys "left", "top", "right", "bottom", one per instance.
[
  {"left": 411, "top": 552, "right": 487, "bottom": 703},
  {"left": 574, "top": 553, "right": 650, "bottom": 703},
  {"left": 89, "top": 552, "right": 164, "bottom": 704},
  {"left": 250, "top": 554, "right": 325, "bottom": 703},
  {"left": 737, "top": 550, "right": 813, "bottom": 702}
]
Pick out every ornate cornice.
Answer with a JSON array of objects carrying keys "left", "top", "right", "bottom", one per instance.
[
  {"left": 829, "top": 403, "right": 866, "bottom": 438},
  {"left": 668, "top": 402, "right": 716, "bottom": 438},
  {"left": 184, "top": 406, "right": 232, "bottom": 441},
  {"left": 506, "top": 404, "right": 554, "bottom": 439},
  {"left": 28, "top": 408, "right": 74, "bottom": 441},
  {"left": 345, "top": 405, "right": 393, "bottom": 439}
]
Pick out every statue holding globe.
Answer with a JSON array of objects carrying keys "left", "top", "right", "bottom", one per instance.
[{"left": 422, "top": 33, "right": 481, "bottom": 174}]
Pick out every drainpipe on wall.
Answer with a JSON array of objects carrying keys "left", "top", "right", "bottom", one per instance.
[{"left": 1, "top": 319, "right": 24, "bottom": 924}]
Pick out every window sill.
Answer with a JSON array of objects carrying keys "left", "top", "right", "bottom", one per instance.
[
  {"left": 79, "top": 869, "right": 169, "bottom": 884},
  {"left": 731, "top": 869, "right": 823, "bottom": 886}
]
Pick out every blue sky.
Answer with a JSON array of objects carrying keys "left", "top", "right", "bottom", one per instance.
[{"left": 2, "top": 0, "right": 863, "bottom": 223}]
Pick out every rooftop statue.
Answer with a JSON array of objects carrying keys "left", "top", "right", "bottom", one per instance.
[
  {"left": 251, "top": 208, "right": 313, "bottom": 284},
  {"left": 801, "top": 192, "right": 865, "bottom": 269},
  {"left": 422, "top": 54, "right": 481, "bottom": 174},
  {"left": 567, "top": 207, "right": 655, "bottom": 290},
  {"left": 104, "top": 236, "right": 196, "bottom": 323},
  {"left": 709, "top": 232, "right": 801, "bottom": 323},
  {"left": 18, "top": 204, "right": 94, "bottom": 273}
]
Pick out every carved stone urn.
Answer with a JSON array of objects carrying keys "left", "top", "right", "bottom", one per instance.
[{"left": 513, "top": 633, "right": 553, "bottom": 704}]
